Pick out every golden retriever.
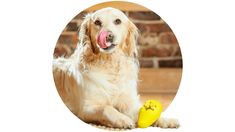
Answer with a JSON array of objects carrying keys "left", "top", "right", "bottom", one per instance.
[{"left": 53, "top": 7, "right": 179, "bottom": 129}]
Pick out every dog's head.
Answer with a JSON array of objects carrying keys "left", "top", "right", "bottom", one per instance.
[{"left": 79, "top": 7, "right": 138, "bottom": 57}]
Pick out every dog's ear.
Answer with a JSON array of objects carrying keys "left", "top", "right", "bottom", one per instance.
[
  {"left": 124, "top": 20, "right": 139, "bottom": 58},
  {"left": 78, "top": 14, "right": 99, "bottom": 54},
  {"left": 78, "top": 14, "right": 91, "bottom": 45}
]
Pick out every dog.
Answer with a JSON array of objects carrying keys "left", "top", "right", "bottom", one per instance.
[{"left": 53, "top": 7, "right": 179, "bottom": 129}]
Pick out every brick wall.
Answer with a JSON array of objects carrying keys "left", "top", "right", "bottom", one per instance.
[{"left": 54, "top": 11, "right": 182, "bottom": 68}]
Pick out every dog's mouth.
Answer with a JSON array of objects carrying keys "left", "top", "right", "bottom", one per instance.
[
  {"left": 102, "top": 43, "right": 116, "bottom": 51},
  {"left": 97, "top": 30, "right": 116, "bottom": 51}
]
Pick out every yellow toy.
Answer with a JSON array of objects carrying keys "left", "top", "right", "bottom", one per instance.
[{"left": 138, "top": 100, "right": 163, "bottom": 128}]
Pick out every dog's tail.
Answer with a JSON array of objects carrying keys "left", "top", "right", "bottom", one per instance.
[{"left": 52, "top": 54, "right": 83, "bottom": 115}]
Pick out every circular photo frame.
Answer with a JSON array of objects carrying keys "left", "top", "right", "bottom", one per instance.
[{"left": 53, "top": 1, "right": 182, "bottom": 130}]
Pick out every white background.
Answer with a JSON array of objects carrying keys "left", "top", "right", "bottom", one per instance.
[{"left": 0, "top": 0, "right": 235, "bottom": 131}]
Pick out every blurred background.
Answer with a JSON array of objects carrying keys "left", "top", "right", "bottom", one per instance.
[{"left": 54, "top": 1, "right": 182, "bottom": 111}]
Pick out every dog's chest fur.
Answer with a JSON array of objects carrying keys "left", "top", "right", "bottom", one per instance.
[{"left": 80, "top": 51, "right": 139, "bottom": 105}]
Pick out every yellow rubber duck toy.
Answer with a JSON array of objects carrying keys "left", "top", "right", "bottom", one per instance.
[{"left": 138, "top": 100, "right": 163, "bottom": 128}]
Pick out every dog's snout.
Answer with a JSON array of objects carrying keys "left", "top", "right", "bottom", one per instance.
[{"left": 106, "top": 33, "right": 114, "bottom": 42}]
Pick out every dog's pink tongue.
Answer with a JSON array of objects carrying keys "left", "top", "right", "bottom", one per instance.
[{"left": 97, "top": 30, "right": 111, "bottom": 48}]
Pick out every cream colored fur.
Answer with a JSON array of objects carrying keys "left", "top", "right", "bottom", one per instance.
[{"left": 53, "top": 7, "right": 179, "bottom": 129}]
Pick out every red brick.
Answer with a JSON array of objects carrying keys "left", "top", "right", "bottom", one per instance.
[
  {"left": 174, "top": 47, "right": 182, "bottom": 56},
  {"left": 158, "top": 59, "right": 183, "bottom": 68},
  {"left": 135, "top": 22, "right": 172, "bottom": 33},
  {"left": 139, "top": 58, "right": 154, "bottom": 68},
  {"left": 53, "top": 44, "right": 76, "bottom": 58},
  {"left": 159, "top": 32, "right": 178, "bottom": 44},
  {"left": 128, "top": 11, "right": 161, "bottom": 20},
  {"left": 141, "top": 46, "right": 173, "bottom": 57},
  {"left": 137, "top": 33, "right": 158, "bottom": 46},
  {"left": 57, "top": 32, "right": 78, "bottom": 45},
  {"left": 66, "top": 22, "right": 79, "bottom": 32}
]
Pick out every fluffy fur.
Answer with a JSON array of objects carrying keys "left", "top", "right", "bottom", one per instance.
[{"left": 53, "top": 7, "right": 179, "bottom": 129}]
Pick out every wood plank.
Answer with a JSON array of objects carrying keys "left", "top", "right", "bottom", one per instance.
[
  {"left": 85, "top": 1, "right": 149, "bottom": 11},
  {"left": 138, "top": 68, "right": 182, "bottom": 93}
]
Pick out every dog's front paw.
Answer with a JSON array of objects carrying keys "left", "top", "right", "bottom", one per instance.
[
  {"left": 153, "top": 118, "right": 180, "bottom": 128},
  {"left": 114, "top": 115, "right": 135, "bottom": 129}
]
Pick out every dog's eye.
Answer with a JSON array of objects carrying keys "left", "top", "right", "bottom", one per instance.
[
  {"left": 114, "top": 19, "right": 121, "bottom": 25},
  {"left": 94, "top": 20, "right": 102, "bottom": 26}
]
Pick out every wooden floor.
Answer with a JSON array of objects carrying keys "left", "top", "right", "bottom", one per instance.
[
  {"left": 140, "top": 92, "right": 176, "bottom": 111},
  {"left": 138, "top": 68, "right": 181, "bottom": 111}
]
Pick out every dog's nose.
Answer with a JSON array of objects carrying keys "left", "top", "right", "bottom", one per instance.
[{"left": 106, "top": 33, "right": 114, "bottom": 42}]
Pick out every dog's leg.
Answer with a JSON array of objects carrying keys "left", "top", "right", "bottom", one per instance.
[
  {"left": 152, "top": 117, "right": 180, "bottom": 128},
  {"left": 115, "top": 101, "right": 141, "bottom": 126},
  {"left": 102, "top": 106, "right": 135, "bottom": 128},
  {"left": 114, "top": 93, "right": 141, "bottom": 125},
  {"left": 82, "top": 105, "right": 135, "bottom": 129}
]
